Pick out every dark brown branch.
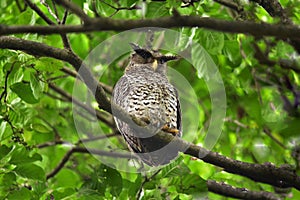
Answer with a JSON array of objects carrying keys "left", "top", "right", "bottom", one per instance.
[
  {"left": 0, "top": 36, "right": 111, "bottom": 113},
  {"left": 207, "top": 180, "right": 281, "bottom": 200},
  {"left": 24, "top": 0, "right": 55, "bottom": 25},
  {"left": 177, "top": 134, "right": 300, "bottom": 190},
  {"left": 0, "top": 16, "right": 300, "bottom": 39},
  {"left": 46, "top": 147, "right": 137, "bottom": 179}
]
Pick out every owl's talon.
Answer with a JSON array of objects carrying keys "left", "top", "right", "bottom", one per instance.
[
  {"left": 130, "top": 115, "right": 150, "bottom": 126},
  {"left": 161, "top": 125, "right": 179, "bottom": 136}
]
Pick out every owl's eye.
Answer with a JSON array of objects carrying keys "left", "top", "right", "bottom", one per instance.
[{"left": 157, "top": 56, "right": 178, "bottom": 64}]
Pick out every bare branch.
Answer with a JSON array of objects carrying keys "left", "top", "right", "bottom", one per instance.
[
  {"left": 0, "top": 17, "right": 299, "bottom": 40},
  {"left": 25, "top": 0, "right": 55, "bottom": 25},
  {"left": 0, "top": 36, "right": 111, "bottom": 113},
  {"left": 46, "top": 147, "right": 137, "bottom": 179},
  {"left": 207, "top": 180, "right": 281, "bottom": 200},
  {"left": 48, "top": 83, "right": 114, "bottom": 127}
]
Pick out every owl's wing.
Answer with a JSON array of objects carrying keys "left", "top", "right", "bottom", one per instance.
[
  {"left": 112, "top": 75, "right": 130, "bottom": 106},
  {"left": 112, "top": 75, "right": 145, "bottom": 155},
  {"left": 175, "top": 88, "right": 182, "bottom": 136}
]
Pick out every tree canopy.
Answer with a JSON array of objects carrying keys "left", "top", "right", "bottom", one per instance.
[{"left": 0, "top": 0, "right": 300, "bottom": 199}]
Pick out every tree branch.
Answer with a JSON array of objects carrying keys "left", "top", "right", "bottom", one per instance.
[
  {"left": 207, "top": 180, "right": 281, "bottom": 200},
  {"left": 46, "top": 146, "right": 137, "bottom": 179},
  {"left": 0, "top": 16, "right": 300, "bottom": 39},
  {"left": 60, "top": 66, "right": 113, "bottom": 94},
  {"left": 48, "top": 82, "right": 114, "bottom": 127},
  {"left": 0, "top": 36, "right": 112, "bottom": 113}
]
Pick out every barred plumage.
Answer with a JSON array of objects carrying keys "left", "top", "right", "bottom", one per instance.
[{"left": 112, "top": 44, "right": 182, "bottom": 166}]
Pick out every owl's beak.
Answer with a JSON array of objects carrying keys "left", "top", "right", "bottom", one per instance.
[{"left": 152, "top": 59, "right": 158, "bottom": 71}]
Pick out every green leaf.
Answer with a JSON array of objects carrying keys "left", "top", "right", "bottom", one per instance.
[
  {"left": 95, "top": 0, "right": 115, "bottom": 17},
  {"left": 172, "top": 173, "right": 207, "bottom": 194},
  {"left": 160, "top": 158, "right": 190, "bottom": 178},
  {"left": 241, "top": 93, "right": 262, "bottom": 123},
  {"left": 34, "top": 58, "right": 63, "bottom": 72},
  {"left": 0, "top": 145, "right": 12, "bottom": 160},
  {"left": 123, "top": 175, "right": 142, "bottom": 197},
  {"left": 17, "top": 9, "right": 35, "bottom": 25},
  {"left": 6, "top": 187, "right": 31, "bottom": 200},
  {"left": 55, "top": 168, "right": 81, "bottom": 188},
  {"left": 98, "top": 165, "right": 123, "bottom": 196},
  {"left": 196, "top": 30, "right": 224, "bottom": 55},
  {"left": 279, "top": 118, "right": 300, "bottom": 137},
  {"left": 52, "top": 188, "right": 76, "bottom": 200},
  {"left": 10, "top": 147, "right": 42, "bottom": 165},
  {"left": 145, "top": 2, "right": 169, "bottom": 18},
  {"left": 167, "top": 0, "right": 181, "bottom": 8},
  {"left": 192, "top": 44, "right": 216, "bottom": 80},
  {"left": 223, "top": 40, "right": 242, "bottom": 65},
  {"left": 10, "top": 82, "right": 39, "bottom": 104},
  {"left": 14, "top": 163, "right": 45, "bottom": 181},
  {"left": 4, "top": 62, "right": 23, "bottom": 86},
  {"left": 0, "top": 121, "right": 7, "bottom": 141},
  {"left": 0, "top": 172, "right": 16, "bottom": 189},
  {"left": 31, "top": 123, "right": 51, "bottom": 133},
  {"left": 30, "top": 72, "right": 44, "bottom": 100}
]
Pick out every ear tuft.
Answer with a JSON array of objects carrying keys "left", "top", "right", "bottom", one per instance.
[{"left": 129, "top": 43, "right": 153, "bottom": 59}]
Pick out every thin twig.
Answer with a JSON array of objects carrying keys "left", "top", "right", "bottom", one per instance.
[
  {"left": 48, "top": 83, "right": 115, "bottom": 127},
  {"left": 53, "top": 0, "right": 92, "bottom": 24},
  {"left": 25, "top": 0, "right": 55, "bottom": 25},
  {"left": 46, "top": 147, "right": 137, "bottom": 179},
  {"left": 136, "top": 169, "right": 162, "bottom": 199},
  {"left": 61, "top": 66, "right": 113, "bottom": 94}
]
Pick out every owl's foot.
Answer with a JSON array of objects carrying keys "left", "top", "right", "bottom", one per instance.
[
  {"left": 130, "top": 115, "right": 150, "bottom": 126},
  {"left": 161, "top": 125, "right": 179, "bottom": 136}
]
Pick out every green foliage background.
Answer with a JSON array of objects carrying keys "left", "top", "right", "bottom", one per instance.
[{"left": 0, "top": 0, "right": 300, "bottom": 199}]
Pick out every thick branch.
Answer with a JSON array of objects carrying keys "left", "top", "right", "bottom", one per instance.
[
  {"left": 0, "top": 36, "right": 112, "bottom": 113},
  {"left": 157, "top": 132, "right": 300, "bottom": 190},
  {"left": 0, "top": 16, "right": 299, "bottom": 39},
  {"left": 207, "top": 180, "right": 281, "bottom": 200}
]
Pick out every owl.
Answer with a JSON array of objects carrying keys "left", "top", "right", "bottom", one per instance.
[{"left": 112, "top": 43, "right": 182, "bottom": 166}]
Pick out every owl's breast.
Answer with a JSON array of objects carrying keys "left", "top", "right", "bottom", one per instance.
[{"left": 124, "top": 73, "right": 178, "bottom": 129}]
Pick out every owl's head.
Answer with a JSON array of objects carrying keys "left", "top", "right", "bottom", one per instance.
[{"left": 127, "top": 43, "right": 178, "bottom": 74}]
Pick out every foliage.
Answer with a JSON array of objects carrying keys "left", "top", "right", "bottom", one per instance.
[{"left": 0, "top": 0, "right": 300, "bottom": 199}]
